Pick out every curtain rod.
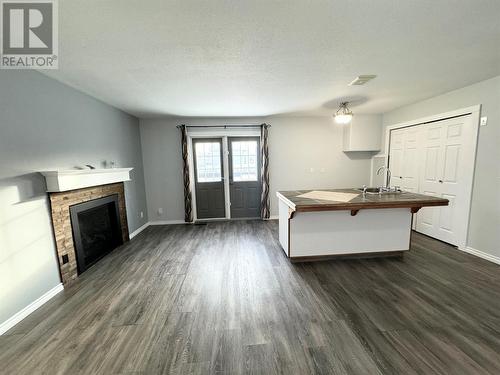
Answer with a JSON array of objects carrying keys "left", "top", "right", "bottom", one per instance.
[{"left": 176, "top": 124, "right": 271, "bottom": 129}]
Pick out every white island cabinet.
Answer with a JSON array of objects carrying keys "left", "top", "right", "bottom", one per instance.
[{"left": 277, "top": 189, "right": 448, "bottom": 261}]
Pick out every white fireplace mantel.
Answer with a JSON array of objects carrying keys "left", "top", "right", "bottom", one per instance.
[{"left": 40, "top": 168, "right": 133, "bottom": 192}]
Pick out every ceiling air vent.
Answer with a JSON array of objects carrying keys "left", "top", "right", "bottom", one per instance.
[{"left": 348, "top": 75, "right": 377, "bottom": 86}]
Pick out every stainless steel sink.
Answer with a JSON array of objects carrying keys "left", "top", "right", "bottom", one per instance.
[{"left": 356, "top": 187, "right": 403, "bottom": 195}]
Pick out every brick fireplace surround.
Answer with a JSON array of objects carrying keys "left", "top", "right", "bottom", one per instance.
[{"left": 48, "top": 182, "right": 129, "bottom": 285}]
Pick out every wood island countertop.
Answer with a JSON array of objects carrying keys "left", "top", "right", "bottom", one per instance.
[{"left": 276, "top": 189, "right": 448, "bottom": 215}]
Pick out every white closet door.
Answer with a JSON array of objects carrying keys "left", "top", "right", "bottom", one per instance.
[
  {"left": 400, "top": 128, "right": 420, "bottom": 193},
  {"left": 389, "top": 114, "right": 475, "bottom": 247},
  {"left": 417, "top": 124, "right": 445, "bottom": 238},
  {"left": 416, "top": 116, "right": 471, "bottom": 246},
  {"left": 389, "top": 127, "right": 420, "bottom": 191},
  {"left": 389, "top": 127, "right": 421, "bottom": 230},
  {"left": 388, "top": 128, "right": 405, "bottom": 182}
]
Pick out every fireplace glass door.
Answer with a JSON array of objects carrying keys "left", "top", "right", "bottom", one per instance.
[{"left": 69, "top": 194, "right": 123, "bottom": 273}]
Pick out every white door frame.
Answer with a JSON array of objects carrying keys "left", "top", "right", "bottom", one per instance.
[
  {"left": 383, "top": 105, "right": 481, "bottom": 250},
  {"left": 187, "top": 128, "right": 261, "bottom": 222}
]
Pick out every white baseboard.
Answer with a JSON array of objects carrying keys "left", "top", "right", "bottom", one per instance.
[
  {"left": 268, "top": 215, "right": 279, "bottom": 220},
  {"left": 150, "top": 220, "right": 185, "bottom": 225},
  {"left": 129, "top": 222, "right": 150, "bottom": 239},
  {"left": 0, "top": 283, "right": 64, "bottom": 336},
  {"left": 151, "top": 218, "right": 277, "bottom": 225},
  {"left": 459, "top": 246, "right": 500, "bottom": 265}
]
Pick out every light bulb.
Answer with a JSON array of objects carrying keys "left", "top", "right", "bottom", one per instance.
[{"left": 335, "top": 114, "right": 353, "bottom": 124}]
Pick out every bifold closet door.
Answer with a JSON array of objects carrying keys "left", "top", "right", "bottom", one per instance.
[
  {"left": 389, "top": 128, "right": 419, "bottom": 193},
  {"left": 416, "top": 116, "right": 470, "bottom": 246},
  {"left": 389, "top": 114, "right": 473, "bottom": 246}
]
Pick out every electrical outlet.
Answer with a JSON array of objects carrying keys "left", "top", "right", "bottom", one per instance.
[
  {"left": 62, "top": 254, "right": 69, "bottom": 264},
  {"left": 157, "top": 208, "right": 163, "bottom": 216},
  {"left": 140, "top": 211, "right": 144, "bottom": 219},
  {"left": 480, "top": 116, "right": 488, "bottom": 126}
]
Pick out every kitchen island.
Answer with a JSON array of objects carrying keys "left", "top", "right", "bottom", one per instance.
[{"left": 277, "top": 189, "right": 448, "bottom": 261}]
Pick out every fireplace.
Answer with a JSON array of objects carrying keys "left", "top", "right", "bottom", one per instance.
[
  {"left": 70, "top": 194, "right": 123, "bottom": 274},
  {"left": 47, "top": 182, "right": 130, "bottom": 285}
]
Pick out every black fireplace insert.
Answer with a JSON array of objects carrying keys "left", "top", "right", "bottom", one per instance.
[{"left": 69, "top": 194, "right": 123, "bottom": 274}]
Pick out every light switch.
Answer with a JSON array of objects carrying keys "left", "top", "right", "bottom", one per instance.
[
  {"left": 157, "top": 208, "right": 163, "bottom": 216},
  {"left": 480, "top": 116, "right": 488, "bottom": 126}
]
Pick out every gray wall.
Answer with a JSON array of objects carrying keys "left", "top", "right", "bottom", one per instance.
[
  {"left": 140, "top": 116, "right": 373, "bottom": 221},
  {"left": 382, "top": 75, "right": 500, "bottom": 258},
  {"left": 0, "top": 71, "right": 148, "bottom": 326}
]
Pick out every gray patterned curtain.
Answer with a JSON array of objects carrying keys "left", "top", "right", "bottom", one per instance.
[
  {"left": 260, "top": 124, "right": 270, "bottom": 219},
  {"left": 180, "top": 125, "right": 193, "bottom": 223}
]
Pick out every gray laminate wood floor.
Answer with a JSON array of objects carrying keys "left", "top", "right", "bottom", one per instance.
[{"left": 1, "top": 221, "right": 499, "bottom": 374}]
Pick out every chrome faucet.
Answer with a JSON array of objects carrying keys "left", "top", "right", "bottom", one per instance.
[{"left": 376, "top": 166, "right": 392, "bottom": 190}]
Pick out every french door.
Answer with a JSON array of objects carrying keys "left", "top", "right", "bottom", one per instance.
[
  {"left": 192, "top": 136, "right": 261, "bottom": 220},
  {"left": 228, "top": 137, "right": 261, "bottom": 218},
  {"left": 192, "top": 138, "right": 226, "bottom": 219}
]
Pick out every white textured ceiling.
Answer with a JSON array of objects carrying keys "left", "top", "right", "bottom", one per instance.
[{"left": 43, "top": 0, "right": 500, "bottom": 117}]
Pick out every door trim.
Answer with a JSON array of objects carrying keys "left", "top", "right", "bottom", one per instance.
[
  {"left": 383, "top": 105, "right": 481, "bottom": 250},
  {"left": 187, "top": 129, "right": 261, "bottom": 222}
]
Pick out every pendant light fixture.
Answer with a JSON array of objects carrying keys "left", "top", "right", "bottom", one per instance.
[{"left": 334, "top": 102, "right": 353, "bottom": 124}]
